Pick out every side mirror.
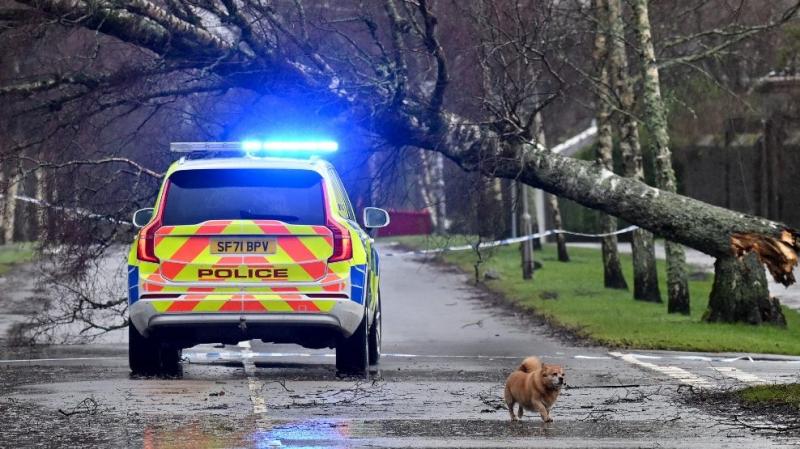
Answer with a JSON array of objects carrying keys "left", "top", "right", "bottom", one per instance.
[
  {"left": 132, "top": 208, "right": 154, "bottom": 228},
  {"left": 363, "top": 207, "right": 390, "bottom": 229}
]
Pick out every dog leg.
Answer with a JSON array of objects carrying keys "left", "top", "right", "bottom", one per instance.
[
  {"left": 506, "top": 401, "right": 518, "bottom": 421},
  {"left": 516, "top": 404, "right": 524, "bottom": 419},
  {"left": 504, "top": 387, "right": 518, "bottom": 421},
  {"left": 532, "top": 400, "right": 552, "bottom": 423}
]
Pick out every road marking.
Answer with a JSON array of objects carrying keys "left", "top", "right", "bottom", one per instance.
[
  {"left": 609, "top": 352, "right": 712, "bottom": 388},
  {"left": 710, "top": 366, "right": 766, "bottom": 384},
  {"left": 0, "top": 357, "right": 125, "bottom": 364},
  {"left": 237, "top": 341, "right": 268, "bottom": 415}
]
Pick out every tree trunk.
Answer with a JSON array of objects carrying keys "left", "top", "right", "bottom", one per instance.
[
  {"left": 547, "top": 193, "right": 570, "bottom": 262},
  {"left": 433, "top": 152, "right": 447, "bottom": 234},
  {"left": 11, "top": 0, "right": 800, "bottom": 324},
  {"left": 0, "top": 168, "right": 4, "bottom": 245},
  {"left": 705, "top": 253, "right": 786, "bottom": 325},
  {"left": 35, "top": 168, "right": 47, "bottom": 240},
  {"left": 520, "top": 182, "right": 534, "bottom": 280},
  {"left": 417, "top": 149, "right": 440, "bottom": 232},
  {"left": 510, "top": 181, "right": 518, "bottom": 238},
  {"left": 534, "top": 111, "right": 569, "bottom": 262},
  {"left": 594, "top": 0, "right": 628, "bottom": 290},
  {"left": 608, "top": 0, "right": 660, "bottom": 301},
  {"left": 2, "top": 169, "right": 18, "bottom": 244},
  {"left": 632, "top": 0, "right": 690, "bottom": 314}
]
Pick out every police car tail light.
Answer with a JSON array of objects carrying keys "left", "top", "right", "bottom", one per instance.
[
  {"left": 136, "top": 217, "right": 161, "bottom": 263},
  {"left": 137, "top": 184, "right": 168, "bottom": 263},
  {"left": 327, "top": 219, "right": 352, "bottom": 263}
]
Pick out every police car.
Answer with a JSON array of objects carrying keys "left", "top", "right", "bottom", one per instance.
[{"left": 127, "top": 141, "right": 388, "bottom": 375}]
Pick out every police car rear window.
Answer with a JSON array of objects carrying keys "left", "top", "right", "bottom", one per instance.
[{"left": 162, "top": 169, "right": 325, "bottom": 226}]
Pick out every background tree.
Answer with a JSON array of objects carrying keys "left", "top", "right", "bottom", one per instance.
[
  {"left": 0, "top": 0, "right": 798, "bottom": 333},
  {"left": 593, "top": 0, "right": 628, "bottom": 289},
  {"left": 607, "top": 0, "right": 661, "bottom": 302},
  {"left": 632, "top": 0, "right": 691, "bottom": 315}
]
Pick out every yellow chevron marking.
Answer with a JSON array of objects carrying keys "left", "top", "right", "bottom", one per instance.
[
  {"left": 313, "top": 300, "right": 336, "bottom": 312},
  {"left": 192, "top": 300, "right": 229, "bottom": 312},
  {"left": 151, "top": 301, "right": 173, "bottom": 313},
  {"left": 258, "top": 300, "right": 294, "bottom": 312}
]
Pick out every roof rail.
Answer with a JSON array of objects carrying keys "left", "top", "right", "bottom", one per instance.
[{"left": 171, "top": 142, "right": 242, "bottom": 153}]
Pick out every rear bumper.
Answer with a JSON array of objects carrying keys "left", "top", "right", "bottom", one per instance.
[{"left": 129, "top": 298, "right": 364, "bottom": 346}]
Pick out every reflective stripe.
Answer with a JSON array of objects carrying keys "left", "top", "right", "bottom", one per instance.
[
  {"left": 140, "top": 295, "right": 338, "bottom": 313},
  {"left": 128, "top": 265, "right": 139, "bottom": 304},
  {"left": 350, "top": 264, "right": 366, "bottom": 305}
]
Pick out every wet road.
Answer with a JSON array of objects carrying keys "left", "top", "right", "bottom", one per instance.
[{"left": 1, "top": 247, "right": 799, "bottom": 448}]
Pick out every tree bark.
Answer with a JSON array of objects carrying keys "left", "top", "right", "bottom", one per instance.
[
  {"left": 35, "top": 167, "right": 47, "bottom": 239},
  {"left": 632, "top": 0, "right": 690, "bottom": 313},
  {"left": 417, "top": 149, "right": 441, "bottom": 232},
  {"left": 705, "top": 253, "right": 786, "bottom": 325},
  {"left": 8, "top": 0, "right": 800, "bottom": 324},
  {"left": 433, "top": 152, "right": 447, "bottom": 234},
  {"left": 594, "top": 0, "right": 628, "bottom": 290},
  {"left": 547, "top": 193, "right": 570, "bottom": 262},
  {"left": 520, "top": 181, "right": 534, "bottom": 280},
  {"left": 2, "top": 168, "right": 18, "bottom": 244},
  {"left": 608, "top": 0, "right": 660, "bottom": 301},
  {"left": 534, "top": 111, "right": 569, "bottom": 262}
]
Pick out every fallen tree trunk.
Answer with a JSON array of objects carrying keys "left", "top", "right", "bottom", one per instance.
[
  {"left": 8, "top": 0, "right": 800, "bottom": 325},
  {"left": 384, "top": 110, "right": 800, "bottom": 290}
]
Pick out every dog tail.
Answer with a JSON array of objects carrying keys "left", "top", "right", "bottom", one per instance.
[{"left": 517, "top": 356, "right": 542, "bottom": 373}]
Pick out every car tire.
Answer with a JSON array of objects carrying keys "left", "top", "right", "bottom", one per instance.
[
  {"left": 129, "top": 324, "right": 160, "bottom": 376},
  {"left": 159, "top": 344, "right": 182, "bottom": 376},
  {"left": 336, "top": 313, "right": 369, "bottom": 375},
  {"left": 368, "top": 293, "right": 381, "bottom": 365},
  {"left": 129, "top": 324, "right": 182, "bottom": 376}
]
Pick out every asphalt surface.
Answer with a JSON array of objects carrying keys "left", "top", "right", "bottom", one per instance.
[{"left": 0, "top": 245, "right": 799, "bottom": 448}]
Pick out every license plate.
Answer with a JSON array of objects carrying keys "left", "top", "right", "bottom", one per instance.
[{"left": 210, "top": 238, "right": 277, "bottom": 254}]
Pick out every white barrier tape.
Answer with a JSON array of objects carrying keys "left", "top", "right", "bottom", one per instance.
[
  {"left": 0, "top": 194, "right": 132, "bottom": 226},
  {"left": 385, "top": 225, "right": 639, "bottom": 256}
]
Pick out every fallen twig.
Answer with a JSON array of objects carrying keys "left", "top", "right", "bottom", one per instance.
[{"left": 58, "top": 397, "right": 99, "bottom": 417}]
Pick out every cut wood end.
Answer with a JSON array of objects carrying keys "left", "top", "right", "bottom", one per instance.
[{"left": 731, "top": 230, "right": 799, "bottom": 287}]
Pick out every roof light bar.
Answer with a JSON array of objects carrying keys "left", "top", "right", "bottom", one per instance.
[{"left": 170, "top": 141, "right": 338, "bottom": 153}]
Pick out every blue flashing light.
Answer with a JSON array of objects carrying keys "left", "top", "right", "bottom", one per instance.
[
  {"left": 243, "top": 140, "right": 338, "bottom": 158},
  {"left": 242, "top": 141, "right": 263, "bottom": 151},
  {"left": 260, "top": 141, "right": 338, "bottom": 152},
  {"left": 170, "top": 140, "right": 338, "bottom": 157}
]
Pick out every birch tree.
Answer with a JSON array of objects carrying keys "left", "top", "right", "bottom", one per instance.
[
  {"left": 593, "top": 0, "right": 628, "bottom": 290},
  {"left": 1, "top": 0, "right": 798, "bottom": 327},
  {"left": 608, "top": 0, "right": 661, "bottom": 302},
  {"left": 632, "top": 0, "right": 691, "bottom": 314},
  {"left": 534, "top": 112, "right": 569, "bottom": 263}
]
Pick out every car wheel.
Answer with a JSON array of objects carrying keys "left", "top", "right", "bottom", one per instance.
[
  {"left": 336, "top": 313, "right": 369, "bottom": 375},
  {"left": 159, "top": 344, "right": 182, "bottom": 376},
  {"left": 368, "top": 293, "right": 381, "bottom": 365},
  {"left": 129, "top": 324, "right": 160, "bottom": 376},
  {"left": 130, "top": 324, "right": 182, "bottom": 377}
]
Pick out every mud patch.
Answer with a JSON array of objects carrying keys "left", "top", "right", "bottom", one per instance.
[{"left": 682, "top": 386, "right": 800, "bottom": 437}]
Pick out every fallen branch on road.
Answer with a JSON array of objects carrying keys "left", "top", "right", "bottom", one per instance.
[{"left": 58, "top": 397, "right": 99, "bottom": 417}]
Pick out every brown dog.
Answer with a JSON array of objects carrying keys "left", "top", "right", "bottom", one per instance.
[{"left": 504, "top": 357, "right": 565, "bottom": 422}]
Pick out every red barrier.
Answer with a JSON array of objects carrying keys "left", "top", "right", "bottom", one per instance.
[{"left": 376, "top": 209, "right": 433, "bottom": 236}]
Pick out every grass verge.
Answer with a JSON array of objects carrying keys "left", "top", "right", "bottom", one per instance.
[
  {"left": 387, "top": 235, "right": 800, "bottom": 355},
  {"left": 0, "top": 243, "right": 36, "bottom": 276},
  {"left": 738, "top": 384, "right": 800, "bottom": 409}
]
